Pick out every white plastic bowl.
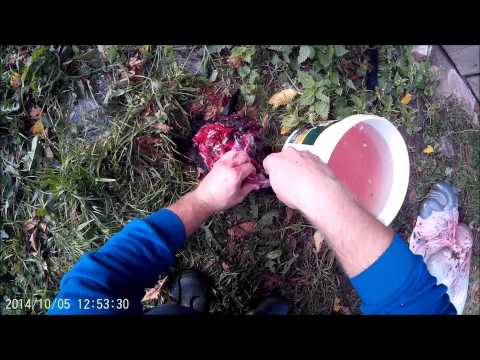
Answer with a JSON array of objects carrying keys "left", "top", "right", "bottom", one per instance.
[{"left": 283, "top": 114, "right": 410, "bottom": 226}]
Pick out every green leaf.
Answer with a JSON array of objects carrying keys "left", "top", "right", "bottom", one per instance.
[
  {"left": 35, "top": 208, "right": 48, "bottom": 217},
  {"left": 330, "top": 71, "right": 340, "bottom": 86},
  {"left": 314, "top": 96, "right": 330, "bottom": 120},
  {"left": 346, "top": 79, "right": 356, "bottom": 90},
  {"left": 230, "top": 46, "right": 255, "bottom": 63},
  {"left": 268, "top": 45, "right": 294, "bottom": 62},
  {"left": 299, "top": 88, "right": 316, "bottom": 106},
  {"left": 266, "top": 249, "right": 282, "bottom": 260},
  {"left": 315, "top": 87, "right": 325, "bottom": 99},
  {"left": 271, "top": 54, "right": 281, "bottom": 66},
  {"left": 239, "top": 65, "right": 250, "bottom": 79},
  {"left": 248, "top": 70, "right": 259, "bottom": 84},
  {"left": 334, "top": 45, "right": 349, "bottom": 57},
  {"left": 351, "top": 95, "right": 365, "bottom": 110},
  {"left": 22, "top": 136, "right": 39, "bottom": 172},
  {"left": 317, "top": 79, "right": 330, "bottom": 88},
  {"left": 318, "top": 46, "right": 334, "bottom": 68},
  {"left": 298, "top": 71, "right": 316, "bottom": 89},
  {"left": 298, "top": 45, "right": 315, "bottom": 64},
  {"left": 281, "top": 113, "right": 301, "bottom": 128},
  {"left": 335, "top": 87, "right": 343, "bottom": 96}
]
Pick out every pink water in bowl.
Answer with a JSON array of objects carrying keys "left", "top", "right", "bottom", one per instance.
[{"left": 327, "top": 122, "right": 393, "bottom": 215}]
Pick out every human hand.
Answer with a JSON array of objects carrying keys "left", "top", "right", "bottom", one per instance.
[
  {"left": 263, "top": 147, "right": 355, "bottom": 221},
  {"left": 263, "top": 147, "right": 394, "bottom": 277},
  {"left": 192, "top": 150, "right": 259, "bottom": 214}
]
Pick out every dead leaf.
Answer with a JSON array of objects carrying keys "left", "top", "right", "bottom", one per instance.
[
  {"left": 10, "top": 72, "right": 22, "bottom": 90},
  {"left": 400, "top": 93, "right": 412, "bottom": 105},
  {"left": 284, "top": 207, "right": 294, "bottom": 225},
  {"left": 204, "top": 104, "right": 223, "bottom": 120},
  {"left": 135, "top": 136, "right": 165, "bottom": 162},
  {"left": 29, "top": 228, "right": 39, "bottom": 252},
  {"left": 142, "top": 102, "right": 155, "bottom": 117},
  {"left": 23, "top": 219, "right": 39, "bottom": 232},
  {"left": 268, "top": 89, "right": 298, "bottom": 109},
  {"left": 227, "top": 56, "right": 243, "bottom": 69},
  {"left": 227, "top": 221, "right": 256, "bottom": 241},
  {"left": 422, "top": 144, "right": 434, "bottom": 155},
  {"left": 151, "top": 122, "right": 172, "bottom": 133},
  {"left": 261, "top": 113, "right": 271, "bottom": 128},
  {"left": 38, "top": 221, "right": 48, "bottom": 233},
  {"left": 333, "top": 297, "right": 342, "bottom": 313},
  {"left": 221, "top": 261, "right": 230, "bottom": 272},
  {"left": 70, "top": 208, "right": 79, "bottom": 223},
  {"left": 266, "top": 249, "right": 282, "bottom": 260},
  {"left": 44, "top": 145, "right": 54, "bottom": 159},
  {"left": 313, "top": 230, "right": 325, "bottom": 254},
  {"left": 142, "top": 277, "right": 167, "bottom": 302},
  {"left": 127, "top": 55, "right": 144, "bottom": 81},
  {"left": 31, "top": 120, "right": 45, "bottom": 136},
  {"left": 30, "top": 106, "right": 42, "bottom": 119},
  {"left": 280, "top": 126, "right": 293, "bottom": 135}
]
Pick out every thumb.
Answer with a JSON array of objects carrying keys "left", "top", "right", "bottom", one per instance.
[
  {"left": 262, "top": 154, "right": 275, "bottom": 175},
  {"left": 239, "top": 182, "right": 259, "bottom": 199}
]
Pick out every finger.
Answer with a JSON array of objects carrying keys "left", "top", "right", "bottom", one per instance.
[
  {"left": 219, "top": 149, "right": 240, "bottom": 163},
  {"left": 230, "top": 151, "right": 251, "bottom": 167},
  {"left": 262, "top": 153, "right": 278, "bottom": 174},
  {"left": 236, "top": 162, "right": 256, "bottom": 181},
  {"left": 238, "top": 182, "right": 260, "bottom": 199}
]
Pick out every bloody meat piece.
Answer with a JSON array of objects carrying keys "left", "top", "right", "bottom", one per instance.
[{"left": 192, "top": 118, "right": 270, "bottom": 188}]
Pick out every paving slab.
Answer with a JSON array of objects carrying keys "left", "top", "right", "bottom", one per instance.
[{"left": 443, "top": 45, "right": 479, "bottom": 76}]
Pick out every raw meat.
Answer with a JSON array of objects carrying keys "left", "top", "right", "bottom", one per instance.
[{"left": 192, "top": 115, "right": 270, "bottom": 188}]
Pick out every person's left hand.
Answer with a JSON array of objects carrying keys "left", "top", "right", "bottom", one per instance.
[{"left": 192, "top": 150, "right": 259, "bottom": 213}]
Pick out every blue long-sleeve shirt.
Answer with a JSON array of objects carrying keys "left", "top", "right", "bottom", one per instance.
[{"left": 47, "top": 209, "right": 456, "bottom": 315}]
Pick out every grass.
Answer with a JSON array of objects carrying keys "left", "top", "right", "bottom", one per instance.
[{"left": 1, "top": 45, "right": 478, "bottom": 314}]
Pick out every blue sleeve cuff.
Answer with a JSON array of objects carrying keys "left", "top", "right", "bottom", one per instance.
[
  {"left": 143, "top": 208, "right": 186, "bottom": 253},
  {"left": 350, "top": 234, "right": 417, "bottom": 305}
]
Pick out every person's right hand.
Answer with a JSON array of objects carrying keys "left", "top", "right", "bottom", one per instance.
[{"left": 263, "top": 147, "right": 355, "bottom": 219}]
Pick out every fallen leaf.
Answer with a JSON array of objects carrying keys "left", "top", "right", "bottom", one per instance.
[
  {"left": 29, "top": 228, "right": 39, "bottom": 252},
  {"left": 10, "top": 72, "right": 22, "bottom": 90},
  {"left": 44, "top": 145, "right": 54, "bottom": 159},
  {"left": 268, "top": 89, "right": 298, "bottom": 109},
  {"left": 266, "top": 249, "right": 282, "bottom": 260},
  {"left": 31, "top": 120, "right": 45, "bottom": 136},
  {"left": 284, "top": 207, "right": 294, "bottom": 225},
  {"left": 30, "top": 106, "right": 42, "bottom": 119},
  {"left": 135, "top": 136, "right": 165, "bottom": 162},
  {"left": 222, "top": 261, "right": 230, "bottom": 272},
  {"left": 422, "top": 144, "right": 434, "bottom": 155},
  {"left": 142, "top": 102, "right": 155, "bottom": 117},
  {"left": 151, "top": 122, "right": 172, "bottom": 133},
  {"left": 400, "top": 93, "right": 412, "bottom": 105},
  {"left": 204, "top": 104, "right": 223, "bottom": 120},
  {"left": 23, "top": 219, "right": 39, "bottom": 232},
  {"left": 313, "top": 230, "right": 325, "bottom": 254},
  {"left": 333, "top": 296, "right": 342, "bottom": 313},
  {"left": 142, "top": 277, "right": 167, "bottom": 302},
  {"left": 227, "top": 56, "right": 243, "bottom": 69},
  {"left": 280, "top": 126, "right": 292, "bottom": 135},
  {"left": 261, "top": 113, "right": 271, "bottom": 128},
  {"left": 127, "top": 55, "right": 144, "bottom": 81},
  {"left": 227, "top": 221, "right": 256, "bottom": 241},
  {"left": 38, "top": 221, "right": 48, "bottom": 233}
]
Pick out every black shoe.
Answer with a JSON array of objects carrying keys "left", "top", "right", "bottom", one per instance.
[
  {"left": 168, "top": 269, "right": 211, "bottom": 314},
  {"left": 253, "top": 294, "right": 289, "bottom": 315}
]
